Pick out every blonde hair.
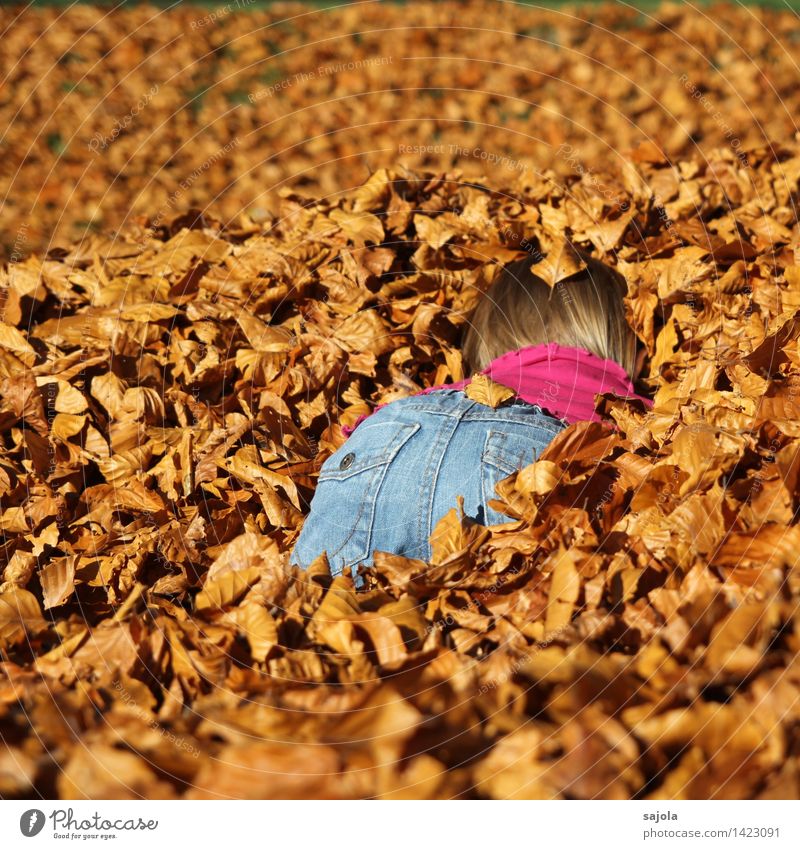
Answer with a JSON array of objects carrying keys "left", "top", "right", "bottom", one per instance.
[{"left": 462, "top": 250, "right": 638, "bottom": 377}]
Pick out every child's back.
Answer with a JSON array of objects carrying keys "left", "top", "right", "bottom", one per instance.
[
  {"left": 291, "top": 247, "right": 649, "bottom": 575},
  {"left": 291, "top": 387, "right": 565, "bottom": 572}
]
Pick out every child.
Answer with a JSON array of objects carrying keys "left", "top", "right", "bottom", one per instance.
[{"left": 291, "top": 249, "right": 650, "bottom": 575}]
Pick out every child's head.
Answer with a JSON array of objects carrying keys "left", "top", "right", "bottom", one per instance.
[{"left": 462, "top": 249, "right": 640, "bottom": 378}]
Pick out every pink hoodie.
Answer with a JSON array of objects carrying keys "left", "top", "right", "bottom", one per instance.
[{"left": 344, "top": 342, "right": 651, "bottom": 435}]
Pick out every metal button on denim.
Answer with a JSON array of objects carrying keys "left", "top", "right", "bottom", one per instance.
[{"left": 339, "top": 452, "right": 355, "bottom": 470}]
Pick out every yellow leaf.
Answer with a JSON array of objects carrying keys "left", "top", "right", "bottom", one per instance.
[
  {"left": 533, "top": 240, "right": 587, "bottom": 287},
  {"left": 121, "top": 386, "right": 165, "bottom": 424},
  {"left": 0, "top": 588, "right": 47, "bottom": 648},
  {"left": 91, "top": 372, "right": 127, "bottom": 419},
  {"left": 51, "top": 413, "right": 86, "bottom": 439},
  {"left": 329, "top": 208, "right": 384, "bottom": 245},
  {"left": 36, "top": 378, "right": 87, "bottom": 414},
  {"left": 516, "top": 459, "right": 561, "bottom": 496},
  {"left": 40, "top": 555, "right": 77, "bottom": 609},
  {"left": 334, "top": 310, "right": 393, "bottom": 355},
  {"left": 313, "top": 576, "right": 362, "bottom": 624},
  {"left": 464, "top": 373, "right": 515, "bottom": 408},
  {"left": 115, "top": 479, "right": 166, "bottom": 513},
  {"left": 705, "top": 602, "right": 778, "bottom": 676},
  {"left": 195, "top": 566, "right": 261, "bottom": 615},
  {"left": 119, "top": 303, "right": 181, "bottom": 322},
  {"left": 96, "top": 445, "right": 153, "bottom": 485},
  {"left": 0, "top": 322, "right": 37, "bottom": 363},
  {"left": 236, "top": 313, "right": 293, "bottom": 353},
  {"left": 352, "top": 614, "right": 408, "bottom": 668},
  {"left": 352, "top": 168, "right": 392, "bottom": 212},
  {"left": 545, "top": 549, "right": 581, "bottom": 637},
  {"left": 378, "top": 596, "right": 429, "bottom": 646},
  {"left": 233, "top": 602, "right": 278, "bottom": 662},
  {"left": 206, "top": 531, "right": 284, "bottom": 583},
  {"left": 414, "top": 214, "right": 457, "bottom": 249}
]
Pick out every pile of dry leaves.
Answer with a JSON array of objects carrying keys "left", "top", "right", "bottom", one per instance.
[
  {"left": 2, "top": 136, "right": 800, "bottom": 798},
  {"left": 4, "top": 0, "right": 800, "bottom": 258}
]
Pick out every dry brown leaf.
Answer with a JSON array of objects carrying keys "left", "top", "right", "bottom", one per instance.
[
  {"left": 464, "top": 373, "right": 516, "bottom": 408},
  {"left": 544, "top": 548, "right": 581, "bottom": 636},
  {"left": 0, "top": 588, "right": 47, "bottom": 647},
  {"left": 39, "top": 556, "right": 77, "bottom": 610},
  {"left": 195, "top": 567, "right": 262, "bottom": 615},
  {"left": 533, "top": 241, "right": 587, "bottom": 287}
]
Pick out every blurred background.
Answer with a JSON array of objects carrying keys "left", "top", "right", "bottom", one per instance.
[{"left": 2, "top": 0, "right": 800, "bottom": 259}]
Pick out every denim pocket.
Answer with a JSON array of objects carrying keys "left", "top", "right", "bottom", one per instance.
[
  {"left": 481, "top": 429, "right": 543, "bottom": 525},
  {"left": 293, "top": 420, "right": 420, "bottom": 570},
  {"left": 319, "top": 421, "right": 418, "bottom": 482}
]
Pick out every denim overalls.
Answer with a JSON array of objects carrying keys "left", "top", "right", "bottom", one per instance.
[{"left": 291, "top": 389, "right": 566, "bottom": 575}]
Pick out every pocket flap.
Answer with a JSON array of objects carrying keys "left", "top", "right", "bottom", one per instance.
[{"left": 319, "top": 421, "right": 420, "bottom": 480}]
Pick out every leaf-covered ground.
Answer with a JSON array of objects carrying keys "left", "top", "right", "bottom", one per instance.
[
  {"left": 2, "top": 129, "right": 800, "bottom": 798},
  {"left": 3, "top": 1, "right": 800, "bottom": 259}
]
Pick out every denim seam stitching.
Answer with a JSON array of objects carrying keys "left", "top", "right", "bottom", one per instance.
[
  {"left": 362, "top": 422, "right": 420, "bottom": 567},
  {"left": 421, "top": 400, "right": 475, "bottom": 553},
  {"left": 482, "top": 431, "right": 509, "bottom": 522},
  {"left": 317, "top": 467, "right": 377, "bottom": 567}
]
